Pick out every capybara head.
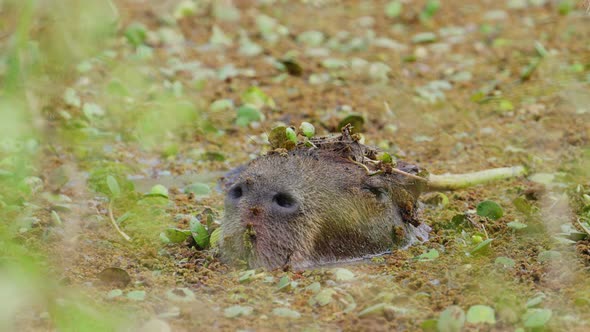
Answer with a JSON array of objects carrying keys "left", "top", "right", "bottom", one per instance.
[{"left": 220, "top": 130, "right": 430, "bottom": 270}]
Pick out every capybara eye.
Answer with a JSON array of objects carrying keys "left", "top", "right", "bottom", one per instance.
[
  {"left": 228, "top": 185, "right": 243, "bottom": 200},
  {"left": 364, "top": 186, "right": 387, "bottom": 202},
  {"left": 273, "top": 192, "right": 296, "bottom": 208}
]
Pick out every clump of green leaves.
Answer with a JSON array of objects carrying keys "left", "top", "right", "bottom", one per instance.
[
  {"left": 268, "top": 122, "right": 318, "bottom": 150},
  {"left": 161, "top": 208, "right": 219, "bottom": 250}
]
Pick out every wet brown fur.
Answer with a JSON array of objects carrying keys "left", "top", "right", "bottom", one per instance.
[{"left": 220, "top": 129, "right": 430, "bottom": 270}]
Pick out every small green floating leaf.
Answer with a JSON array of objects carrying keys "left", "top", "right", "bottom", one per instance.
[
  {"left": 470, "top": 238, "right": 493, "bottom": 255},
  {"left": 224, "top": 305, "right": 253, "bottom": 318},
  {"left": 529, "top": 173, "right": 555, "bottom": 185},
  {"left": 385, "top": 1, "right": 403, "bottom": 18},
  {"left": 415, "top": 248, "right": 439, "bottom": 261},
  {"left": 107, "top": 289, "right": 123, "bottom": 299},
  {"left": 238, "top": 270, "right": 256, "bottom": 283},
  {"left": 495, "top": 256, "right": 515, "bottom": 269},
  {"left": 184, "top": 183, "right": 211, "bottom": 196},
  {"left": 538, "top": 250, "right": 561, "bottom": 263},
  {"left": 358, "top": 303, "right": 387, "bottom": 317},
  {"left": 124, "top": 22, "right": 147, "bottom": 47},
  {"left": 557, "top": 0, "right": 574, "bottom": 15},
  {"left": 64, "top": 88, "right": 81, "bottom": 108},
  {"left": 412, "top": 32, "right": 437, "bottom": 44},
  {"left": 437, "top": 305, "right": 465, "bottom": 332},
  {"left": 321, "top": 58, "right": 348, "bottom": 69},
  {"left": 498, "top": 99, "right": 514, "bottom": 111},
  {"left": 526, "top": 293, "right": 546, "bottom": 308},
  {"left": 421, "top": 319, "right": 438, "bottom": 332},
  {"left": 83, "top": 103, "right": 105, "bottom": 119},
  {"left": 210, "top": 25, "right": 233, "bottom": 47},
  {"left": 569, "top": 62, "right": 585, "bottom": 73},
  {"left": 190, "top": 218, "right": 210, "bottom": 249},
  {"left": 209, "top": 99, "right": 234, "bottom": 112},
  {"left": 333, "top": 268, "right": 355, "bottom": 281},
  {"left": 241, "top": 86, "right": 275, "bottom": 109},
  {"left": 421, "top": 0, "right": 441, "bottom": 20},
  {"left": 305, "top": 282, "right": 321, "bottom": 294},
  {"left": 126, "top": 290, "right": 146, "bottom": 301},
  {"left": 423, "top": 192, "right": 449, "bottom": 208},
  {"left": 466, "top": 305, "right": 496, "bottom": 324},
  {"left": 476, "top": 200, "right": 504, "bottom": 220},
  {"left": 148, "top": 184, "right": 169, "bottom": 198},
  {"left": 299, "top": 122, "right": 315, "bottom": 139},
  {"left": 448, "top": 214, "right": 468, "bottom": 229},
  {"left": 513, "top": 197, "right": 533, "bottom": 215},
  {"left": 235, "top": 105, "right": 263, "bottom": 127},
  {"left": 174, "top": 0, "right": 198, "bottom": 19},
  {"left": 277, "top": 275, "right": 291, "bottom": 292},
  {"left": 310, "top": 288, "right": 336, "bottom": 306},
  {"left": 522, "top": 308, "right": 552, "bottom": 328},
  {"left": 162, "top": 228, "right": 191, "bottom": 244},
  {"left": 296, "top": 30, "right": 325, "bottom": 46},
  {"left": 507, "top": 221, "right": 528, "bottom": 230},
  {"left": 272, "top": 307, "right": 301, "bottom": 319},
  {"left": 106, "top": 175, "right": 121, "bottom": 198}
]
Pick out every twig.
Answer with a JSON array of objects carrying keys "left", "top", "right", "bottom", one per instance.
[
  {"left": 348, "top": 157, "right": 383, "bottom": 176},
  {"left": 362, "top": 158, "right": 429, "bottom": 181},
  {"left": 108, "top": 200, "right": 132, "bottom": 241},
  {"left": 480, "top": 223, "right": 489, "bottom": 239},
  {"left": 427, "top": 166, "right": 526, "bottom": 191},
  {"left": 389, "top": 167, "right": 429, "bottom": 182}
]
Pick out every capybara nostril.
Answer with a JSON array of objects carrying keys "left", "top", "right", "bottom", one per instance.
[
  {"left": 271, "top": 192, "right": 298, "bottom": 213},
  {"left": 227, "top": 184, "right": 245, "bottom": 205}
]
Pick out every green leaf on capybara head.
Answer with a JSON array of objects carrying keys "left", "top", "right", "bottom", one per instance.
[
  {"left": 337, "top": 114, "right": 365, "bottom": 134},
  {"left": 299, "top": 122, "right": 315, "bottom": 139},
  {"left": 268, "top": 126, "right": 296, "bottom": 150},
  {"left": 285, "top": 127, "right": 297, "bottom": 144}
]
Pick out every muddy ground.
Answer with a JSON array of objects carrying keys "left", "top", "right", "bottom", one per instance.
[{"left": 2, "top": 0, "right": 590, "bottom": 331}]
